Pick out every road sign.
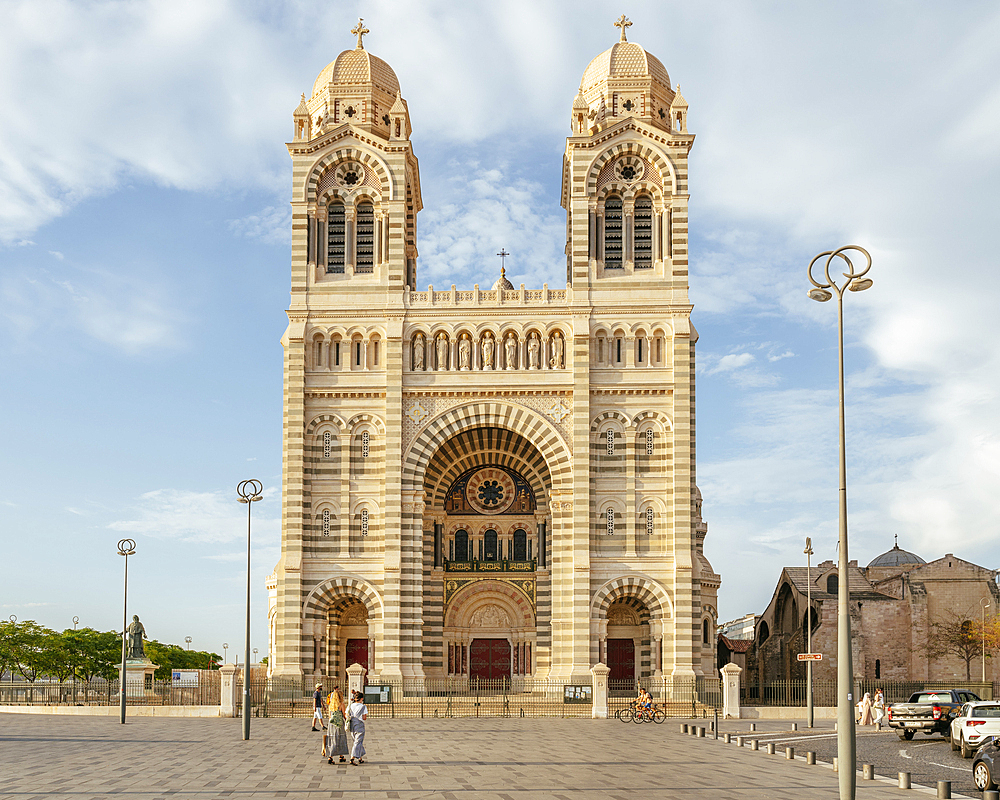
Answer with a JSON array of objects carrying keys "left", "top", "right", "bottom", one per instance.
[{"left": 797, "top": 653, "right": 823, "bottom": 661}]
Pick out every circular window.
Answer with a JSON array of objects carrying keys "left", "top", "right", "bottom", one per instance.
[
  {"left": 613, "top": 156, "right": 644, "bottom": 185},
  {"left": 464, "top": 467, "right": 516, "bottom": 515},
  {"left": 334, "top": 161, "right": 366, "bottom": 189}
]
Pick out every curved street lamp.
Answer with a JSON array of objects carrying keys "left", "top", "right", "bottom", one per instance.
[
  {"left": 223, "top": 643, "right": 229, "bottom": 664},
  {"left": 185, "top": 636, "right": 192, "bottom": 650},
  {"left": 807, "top": 244, "right": 873, "bottom": 800},
  {"left": 117, "top": 538, "right": 136, "bottom": 725},
  {"left": 237, "top": 478, "right": 263, "bottom": 741}
]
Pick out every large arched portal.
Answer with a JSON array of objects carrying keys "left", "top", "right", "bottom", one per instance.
[{"left": 419, "top": 426, "right": 553, "bottom": 678}]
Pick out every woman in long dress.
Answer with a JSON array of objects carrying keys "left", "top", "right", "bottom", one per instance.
[
  {"left": 325, "top": 687, "right": 349, "bottom": 764},
  {"left": 347, "top": 690, "right": 368, "bottom": 766},
  {"left": 872, "top": 689, "right": 886, "bottom": 725},
  {"left": 858, "top": 691, "right": 874, "bottom": 725}
]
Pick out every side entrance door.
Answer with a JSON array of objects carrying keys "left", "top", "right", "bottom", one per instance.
[
  {"left": 469, "top": 638, "right": 511, "bottom": 681},
  {"left": 346, "top": 639, "right": 369, "bottom": 685},
  {"left": 607, "top": 638, "right": 635, "bottom": 692}
]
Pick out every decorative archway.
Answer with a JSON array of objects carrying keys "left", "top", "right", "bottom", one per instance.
[{"left": 443, "top": 580, "right": 536, "bottom": 679}]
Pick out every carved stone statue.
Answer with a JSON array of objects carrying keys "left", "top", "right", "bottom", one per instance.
[
  {"left": 458, "top": 333, "right": 471, "bottom": 370},
  {"left": 504, "top": 332, "right": 517, "bottom": 370},
  {"left": 549, "top": 330, "right": 564, "bottom": 369},
  {"left": 436, "top": 332, "right": 449, "bottom": 371},
  {"left": 412, "top": 333, "right": 424, "bottom": 371},
  {"left": 528, "top": 333, "right": 541, "bottom": 369},
  {"left": 127, "top": 615, "right": 147, "bottom": 660},
  {"left": 481, "top": 332, "right": 495, "bottom": 370}
]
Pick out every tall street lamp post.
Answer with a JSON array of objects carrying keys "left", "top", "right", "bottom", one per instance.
[
  {"left": 237, "top": 479, "right": 263, "bottom": 741},
  {"left": 805, "top": 537, "right": 815, "bottom": 728},
  {"left": 117, "top": 538, "right": 136, "bottom": 725},
  {"left": 8, "top": 616, "right": 15, "bottom": 685},
  {"left": 223, "top": 643, "right": 228, "bottom": 664},
  {"left": 983, "top": 599, "right": 991, "bottom": 683},
  {"left": 185, "top": 636, "right": 192, "bottom": 650},
  {"left": 807, "top": 244, "right": 873, "bottom": 800}
]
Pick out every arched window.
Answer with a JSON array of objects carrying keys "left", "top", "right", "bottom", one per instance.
[
  {"left": 483, "top": 529, "right": 499, "bottom": 561},
  {"left": 454, "top": 530, "right": 469, "bottom": 562},
  {"left": 327, "top": 201, "right": 346, "bottom": 273},
  {"left": 361, "top": 431, "right": 370, "bottom": 458},
  {"left": 703, "top": 618, "right": 710, "bottom": 644},
  {"left": 758, "top": 620, "right": 770, "bottom": 643},
  {"left": 322, "top": 509, "right": 331, "bottom": 536},
  {"left": 355, "top": 201, "right": 374, "bottom": 273},
  {"left": 604, "top": 197, "right": 623, "bottom": 269},
  {"left": 634, "top": 195, "right": 653, "bottom": 268},
  {"left": 875, "top": 659, "right": 881, "bottom": 679},
  {"left": 360, "top": 508, "right": 369, "bottom": 536},
  {"left": 645, "top": 429, "right": 654, "bottom": 456},
  {"left": 606, "top": 508, "right": 615, "bottom": 535},
  {"left": 645, "top": 507, "right": 654, "bottom": 535},
  {"left": 827, "top": 574, "right": 839, "bottom": 595},
  {"left": 606, "top": 429, "right": 616, "bottom": 456},
  {"left": 513, "top": 529, "right": 527, "bottom": 561}
]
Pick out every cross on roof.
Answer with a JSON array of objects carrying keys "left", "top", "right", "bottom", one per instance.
[
  {"left": 352, "top": 18, "right": 370, "bottom": 49},
  {"left": 497, "top": 248, "right": 509, "bottom": 275},
  {"left": 614, "top": 14, "right": 632, "bottom": 42}
]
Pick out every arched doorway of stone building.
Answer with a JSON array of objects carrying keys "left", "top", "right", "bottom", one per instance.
[
  {"left": 330, "top": 598, "right": 370, "bottom": 687},
  {"left": 604, "top": 599, "right": 649, "bottom": 692},
  {"left": 301, "top": 576, "right": 383, "bottom": 685}
]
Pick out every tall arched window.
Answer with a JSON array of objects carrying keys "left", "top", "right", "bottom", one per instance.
[
  {"left": 483, "top": 529, "right": 499, "bottom": 561},
  {"left": 604, "top": 197, "right": 623, "bottom": 269},
  {"left": 327, "top": 201, "right": 346, "bottom": 273},
  {"left": 827, "top": 574, "right": 839, "bottom": 595},
  {"left": 356, "top": 201, "right": 374, "bottom": 273},
  {"left": 634, "top": 195, "right": 653, "bottom": 268},
  {"left": 454, "top": 530, "right": 469, "bottom": 561},
  {"left": 513, "top": 529, "right": 527, "bottom": 561},
  {"left": 703, "top": 618, "right": 710, "bottom": 644}
]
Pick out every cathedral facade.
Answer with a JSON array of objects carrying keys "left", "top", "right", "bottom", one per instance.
[{"left": 267, "top": 19, "right": 720, "bottom": 689}]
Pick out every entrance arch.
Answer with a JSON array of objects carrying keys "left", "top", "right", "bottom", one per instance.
[{"left": 301, "top": 576, "right": 384, "bottom": 683}]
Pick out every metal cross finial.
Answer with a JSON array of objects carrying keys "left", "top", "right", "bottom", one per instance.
[
  {"left": 614, "top": 14, "right": 632, "bottom": 42},
  {"left": 351, "top": 18, "right": 370, "bottom": 49},
  {"left": 497, "top": 248, "right": 509, "bottom": 275}
]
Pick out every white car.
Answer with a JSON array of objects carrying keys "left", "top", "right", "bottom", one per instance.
[{"left": 951, "top": 701, "right": 1000, "bottom": 758}]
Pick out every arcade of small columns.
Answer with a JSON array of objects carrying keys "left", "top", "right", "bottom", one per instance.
[{"left": 428, "top": 513, "right": 545, "bottom": 564}]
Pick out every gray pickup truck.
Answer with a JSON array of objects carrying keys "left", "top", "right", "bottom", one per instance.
[{"left": 887, "top": 690, "right": 982, "bottom": 740}]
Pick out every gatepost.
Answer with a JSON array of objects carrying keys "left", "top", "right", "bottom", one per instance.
[
  {"left": 720, "top": 662, "right": 741, "bottom": 719},
  {"left": 590, "top": 662, "right": 610, "bottom": 719},
  {"left": 220, "top": 664, "right": 238, "bottom": 718},
  {"left": 346, "top": 663, "right": 367, "bottom": 697}
]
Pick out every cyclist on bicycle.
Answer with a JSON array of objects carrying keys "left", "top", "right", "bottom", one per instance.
[{"left": 637, "top": 687, "right": 652, "bottom": 711}]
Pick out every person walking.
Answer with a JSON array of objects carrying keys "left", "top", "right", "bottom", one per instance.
[
  {"left": 325, "top": 687, "right": 349, "bottom": 764},
  {"left": 858, "top": 691, "right": 874, "bottom": 726},
  {"left": 347, "top": 690, "right": 368, "bottom": 766},
  {"left": 311, "top": 683, "right": 326, "bottom": 732},
  {"left": 873, "top": 689, "right": 886, "bottom": 725}
]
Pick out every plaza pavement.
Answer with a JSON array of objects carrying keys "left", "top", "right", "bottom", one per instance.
[{"left": 0, "top": 712, "right": 972, "bottom": 799}]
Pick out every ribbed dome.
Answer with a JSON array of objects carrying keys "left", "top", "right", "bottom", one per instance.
[
  {"left": 312, "top": 48, "right": 400, "bottom": 98},
  {"left": 580, "top": 41, "right": 671, "bottom": 93},
  {"left": 867, "top": 545, "right": 926, "bottom": 568},
  {"left": 492, "top": 270, "right": 514, "bottom": 291}
]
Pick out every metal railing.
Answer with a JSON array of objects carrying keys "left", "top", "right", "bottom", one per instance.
[
  {"left": 607, "top": 676, "right": 721, "bottom": 718},
  {"left": 0, "top": 673, "right": 221, "bottom": 706},
  {"left": 742, "top": 679, "right": 998, "bottom": 707}
]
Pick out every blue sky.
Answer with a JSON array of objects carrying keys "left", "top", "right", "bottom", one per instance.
[{"left": 3, "top": 0, "right": 1000, "bottom": 657}]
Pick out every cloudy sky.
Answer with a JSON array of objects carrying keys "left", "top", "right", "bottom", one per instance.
[{"left": 2, "top": 0, "right": 1000, "bottom": 658}]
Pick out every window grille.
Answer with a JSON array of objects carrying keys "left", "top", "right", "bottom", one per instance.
[
  {"left": 606, "top": 429, "right": 615, "bottom": 456},
  {"left": 606, "top": 508, "right": 615, "bottom": 535},
  {"left": 327, "top": 202, "right": 346, "bottom": 273},
  {"left": 634, "top": 196, "right": 653, "bottom": 268},
  {"left": 604, "top": 197, "right": 623, "bottom": 268},
  {"left": 356, "top": 202, "right": 374, "bottom": 273},
  {"left": 361, "top": 431, "right": 370, "bottom": 458},
  {"left": 323, "top": 431, "right": 332, "bottom": 459},
  {"left": 360, "top": 508, "right": 369, "bottom": 536},
  {"left": 322, "top": 509, "right": 331, "bottom": 536},
  {"left": 646, "top": 507, "right": 654, "bottom": 535},
  {"left": 645, "top": 429, "right": 654, "bottom": 456}
]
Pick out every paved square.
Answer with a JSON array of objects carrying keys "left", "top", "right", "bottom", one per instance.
[{"left": 0, "top": 713, "right": 963, "bottom": 799}]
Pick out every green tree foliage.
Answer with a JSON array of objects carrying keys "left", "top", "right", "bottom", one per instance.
[
  {"left": 0, "top": 620, "right": 60, "bottom": 681},
  {"left": 144, "top": 641, "right": 220, "bottom": 680},
  {"left": 61, "top": 628, "right": 122, "bottom": 681}
]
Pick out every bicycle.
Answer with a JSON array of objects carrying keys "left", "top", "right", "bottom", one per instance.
[
  {"left": 632, "top": 706, "right": 666, "bottom": 724},
  {"left": 616, "top": 701, "right": 638, "bottom": 723}
]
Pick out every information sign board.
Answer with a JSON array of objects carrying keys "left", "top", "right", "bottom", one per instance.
[
  {"left": 172, "top": 669, "right": 199, "bottom": 686},
  {"left": 363, "top": 685, "right": 392, "bottom": 704},
  {"left": 797, "top": 653, "right": 823, "bottom": 661},
  {"left": 563, "top": 685, "right": 592, "bottom": 704}
]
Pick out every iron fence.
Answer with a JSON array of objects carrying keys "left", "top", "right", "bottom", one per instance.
[
  {"left": 607, "top": 676, "right": 721, "bottom": 719},
  {"left": 0, "top": 673, "right": 220, "bottom": 706},
  {"left": 742, "top": 679, "right": 998, "bottom": 707}
]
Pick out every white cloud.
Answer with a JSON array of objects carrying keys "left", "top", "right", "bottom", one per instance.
[
  {"left": 228, "top": 205, "right": 291, "bottom": 247},
  {"left": 705, "top": 352, "right": 755, "bottom": 375}
]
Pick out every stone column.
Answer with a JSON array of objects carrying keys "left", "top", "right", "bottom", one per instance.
[
  {"left": 721, "top": 662, "right": 742, "bottom": 719},
  {"left": 220, "top": 664, "right": 238, "bottom": 718},
  {"left": 591, "top": 662, "right": 610, "bottom": 719}
]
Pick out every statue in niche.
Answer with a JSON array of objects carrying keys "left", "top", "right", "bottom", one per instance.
[
  {"left": 504, "top": 332, "right": 517, "bottom": 370},
  {"left": 549, "top": 331, "right": 564, "bottom": 369},
  {"left": 436, "top": 332, "right": 449, "bottom": 371},
  {"left": 481, "top": 332, "right": 495, "bottom": 370},
  {"left": 412, "top": 333, "right": 425, "bottom": 371},
  {"left": 527, "top": 333, "right": 541, "bottom": 369},
  {"left": 127, "top": 615, "right": 147, "bottom": 660},
  {"left": 458, "top": 333, "right": 472, "bottom": 370}
]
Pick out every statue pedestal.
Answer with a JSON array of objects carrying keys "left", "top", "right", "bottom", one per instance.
[{"left": 125, "top": 658, "right": 157, "bottom": 696}]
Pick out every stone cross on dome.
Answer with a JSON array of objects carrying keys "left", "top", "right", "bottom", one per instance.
[
  {"left": 497, "top": 248, "right": 509, "bottom": 280},
  {"left": 351, "top": 18, "right": 370, "bottom": 49},
  {"left": 614, "top": 14, "right": 632, "bottom": 42}
]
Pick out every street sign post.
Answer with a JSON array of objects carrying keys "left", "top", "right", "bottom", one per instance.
[{"left": 798, "top": 653, "right": 823, "bottom": 661}]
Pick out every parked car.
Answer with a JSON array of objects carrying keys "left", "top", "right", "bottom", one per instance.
[
  {"left": 887, "top": 689, "right": 982, "bottom": 740},
  {"left": 973, "top": 736, "right": 1000, "bottom": 791},
  {"left": 951, "top": 702, "right": 1000, "bottom": 758}
]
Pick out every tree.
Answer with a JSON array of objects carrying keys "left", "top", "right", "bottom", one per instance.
[
  {"left": 144, "top": 641, "right": 220, "bottom": 679},
  {"left": 927, "top": 613, "right": 989, "bottom": 680},
  {"left": 61, "top": 628, "right": 122, "bottom": 681},
  {"left": 1, "top": 621, "right": 60, "bottom": 682}
]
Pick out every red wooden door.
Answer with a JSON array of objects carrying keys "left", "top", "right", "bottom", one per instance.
[
  {"left": 469, "top": 638, "right": 511, "bottom": 681},
  {"left": 346, "top": 639, "right": 368, "bottom": 684},
  {"left": 607, "top": 638, "right": 635, "bottom": 685}
]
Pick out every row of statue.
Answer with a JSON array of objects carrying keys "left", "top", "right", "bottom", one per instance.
[{"left": 412, "top": 331, "right": 564, "bottom": 371}]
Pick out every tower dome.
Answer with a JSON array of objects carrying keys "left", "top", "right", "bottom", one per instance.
[
  {"left": 580, "top": 41, "right": 671, "bottom": 95},
  {"left": 867, "top": 543, "right": 926, "bottom": 569},
  {"left": 311, "top": 47, "right": 400, "bottom": 99}
]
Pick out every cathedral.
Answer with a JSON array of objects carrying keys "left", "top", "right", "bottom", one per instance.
[{"left": 267, "top": 17, "right": 720, "bottom": 690}]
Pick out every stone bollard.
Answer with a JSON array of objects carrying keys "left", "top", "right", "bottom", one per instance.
[
  {"left": 750, "top": 722, "right": 756, "bottom": 731},
  {"left": 937, "top": 781, "right": 951, "bottom": 799},
  {"left": 898, "top": 772, "right": 911, "bottom": 789},
  {"left": 751, "top": 739, "right": 759, "bottom": 751},
  {"left": 806, "top": 751, "right": 816, "bottom": 765},
  {"left": 724, "top": 733, "right": 731, "bottom": 743},
  {"left": 863, "top": 764, "right": 874, "bottom": 780},
  {"left": 984, "top": 791, "right": 999, "bottom": 800},
  {"left": 833, "top": 757, "right": 838, "bottom": 773},
  {"left": 767, "top": 742, "right": 776, "bottom": 755},
  {"left": 785, "top": 747, "right": 794, "bottom": 760},
  {"left": 736, "top": 736, "right": 744, "bottom": 747},
  {"left": 791, "top": 722, "right": 798, "bottom": 731},
  {"left": 681, "top": 723, "right": 688, "bottom": 734},
  {"left": 697, "top": 727, "right": 705, "bottom": 737}
]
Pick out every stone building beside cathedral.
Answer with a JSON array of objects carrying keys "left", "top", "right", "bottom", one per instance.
[{"left": 267, "top": 19, "right": 720, "bottom": 689}]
